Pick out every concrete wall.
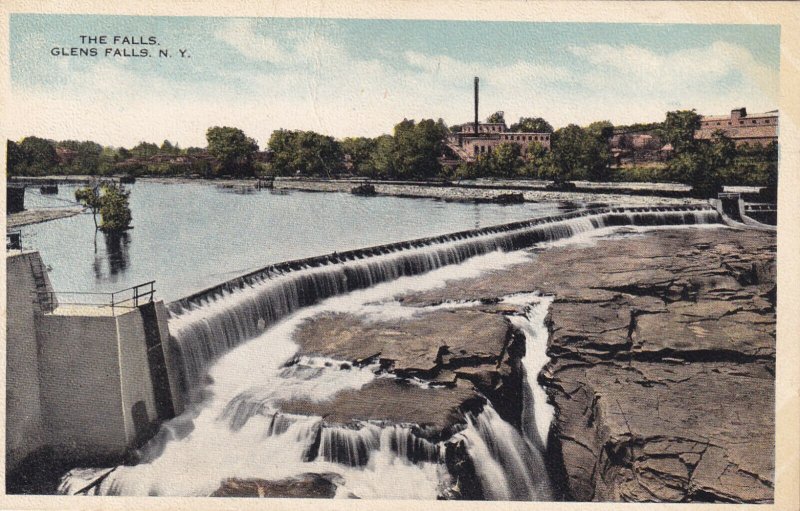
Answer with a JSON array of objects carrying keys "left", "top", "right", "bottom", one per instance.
[
  {"left": 6, "top": 252, "right": 48, "bottom": 470},
  {"left": 6, "top": 251, "right": 176, "bottom": 472},
  {"left": 36, "top": 314, "right": 128, "bottom": 458}
]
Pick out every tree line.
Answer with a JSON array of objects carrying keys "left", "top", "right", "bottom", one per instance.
[{"left": 7, "top": 109, "right": 777, "bottom": 198}]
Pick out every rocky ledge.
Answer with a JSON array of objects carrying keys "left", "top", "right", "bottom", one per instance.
[
  {"left": 225, "top": 226, "right": 774, "bottom": 502},
  {"left": 289, "top": 304, "right": 528, "bottom": 438},
  {"left": 404, "top": 226, "right": 776, "bottom": 503}
]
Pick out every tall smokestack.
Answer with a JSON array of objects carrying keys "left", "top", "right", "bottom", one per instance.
[{"left": 474, "top": 77, "right": 479, "bottom": 135}]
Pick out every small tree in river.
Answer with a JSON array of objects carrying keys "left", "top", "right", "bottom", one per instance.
[{"left": 75, "top": 182, "right": 132, "bottom": 233}]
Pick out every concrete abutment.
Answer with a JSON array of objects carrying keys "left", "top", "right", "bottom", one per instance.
[{"left": 6, "top": 251, "right": 177, "bottom": 489}]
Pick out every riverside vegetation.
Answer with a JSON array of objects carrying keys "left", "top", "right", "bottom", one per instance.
[{"left": 7, "top": 110, "right": 777, "bottom": 199}]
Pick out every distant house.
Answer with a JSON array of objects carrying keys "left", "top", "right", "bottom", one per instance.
[
  {"left": 447, "top": 122, "right": 551, "bottom": 162},
  {"left": 695, "top": 108, "right": 778, "bottom": 147},
  {"left": 609, "top": 130, "right": 666, "bottom": 165},
  {"left": 55, "top": 147, "right": 78, "bottom": 166}
]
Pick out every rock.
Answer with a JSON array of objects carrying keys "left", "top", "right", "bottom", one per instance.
[
  {"left": 401, "top": 226, "right": 775, "bottom": 503},
  {"left": 291, "top": 304, "right": 522, "bottom": 434},
  {"left": 211, "top": 473, "right": 342, "bottom": 498},
  {"left": 277, "top": 378, "right": 481, "bottom": 438}
]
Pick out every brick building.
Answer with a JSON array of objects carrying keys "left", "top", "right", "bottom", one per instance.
[
  {"left": 695, "top": 108, "right": 778, "bottom": 147},
  {"left": 448, "top": 122, "right": 551, "bottom": 161},
  {"left": 443, "top": 77, "right": 551, "bottom": 163}
]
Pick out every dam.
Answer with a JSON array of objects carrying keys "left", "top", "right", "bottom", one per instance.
[{"left": 7, "top": 202, "right": 728, "bottom": 497}]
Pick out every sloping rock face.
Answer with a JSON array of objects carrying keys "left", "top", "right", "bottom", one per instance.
[
  {"left": 540, "top": 229, "right": 775, "bottom": 503},
  {"left": 402, "top": 227, "right": 775, "bottom": 503},
  {"left": 290, "top": 304, "right": 527, "bottom": 437}
]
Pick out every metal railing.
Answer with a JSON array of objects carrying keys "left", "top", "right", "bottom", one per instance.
[{"left": 33, "top": 281, "right": 156, "bottom": 315}]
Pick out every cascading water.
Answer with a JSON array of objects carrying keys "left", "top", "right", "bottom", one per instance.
[
  {"left": 57, "top": 206, "right": 724, "bottom": 500},
  {"left": 454, "top": 405, "right": 553, "bottom": 501},
  {"left": 504, "top": 294, "right": 556, "bottom": 451},
  {"left": 167, "top": 206, "right": 721, "bottom": 399}
]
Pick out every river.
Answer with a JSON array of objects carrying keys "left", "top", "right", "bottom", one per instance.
[{"left": 19, "top": 181, "right": 579, "bottom": 302}]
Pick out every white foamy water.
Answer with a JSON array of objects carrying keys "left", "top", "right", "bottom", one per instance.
[
  {"left": 60, "top": 249, "right": 533, "bottom": 498},
  {"left": 504, "top": 294, "right": 556, "bottom": 450},
  {"left": 59, "top": 209, "right": 724, "bottom": 499}
]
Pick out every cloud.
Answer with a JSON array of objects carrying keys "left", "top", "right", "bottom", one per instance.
[
  {"left": 567, "top": 41, "right": 779, "bottom": 112},
  {"left": 8, "top": 31, "right": 779, "bottom": 148},
  {"left": 214, "top": 19, "right": 286, "bottom": 63}
]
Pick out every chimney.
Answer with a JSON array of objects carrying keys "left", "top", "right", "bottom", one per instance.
[{"left": 474, "top": 77, "right": 479, "bottom": 135}]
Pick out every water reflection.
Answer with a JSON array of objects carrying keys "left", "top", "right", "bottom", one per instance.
[{"left": 93, "top": 231, "right": 131, "bottom": 281}]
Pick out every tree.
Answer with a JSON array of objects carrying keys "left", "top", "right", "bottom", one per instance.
[
  {"left": 490, "top": 142, "right": 522, "bottom": 177},
  {"left": 487, "top": 111, "right": 505, "bottom": 124},
  {"left": 97, "top": 184, "right": 133, "bottom": 232},
  {"left": 521, "top": 141, "right": 551, "bottom": 178},
  {"left": 19, "top": 136, "right": 58, "bottom": 175},
  {"left": 75, "top": 186, "right": 102, "bottom": 229},
  {"left": 130, "top": 142, "right": 159, "bottom": 159},
  {"left": 75, "top": 182, "right": 132, "bottom": 232},
  {"left": 206, "top": 126, "right": 259, "bottom": 177},
  {"left": 341, "top": 137, "right": 378, "bottom": 176},
  {"left": 267, "top": 129, "right": 344, "bottom": 177},
  {"left": 7, "top": 140, "right": 24, "bottom": 175},
  {"left": 369, "top": 135, "right": 396, "bottom": 179},
  {"left": 584, "top": 121, "right": 614, "bottom": 181},
  {"left": 549, "top": 124, "right": 587, "bottom": 182},
  {"left": 391, "top": 118, "right": 447, "bottom": 179},
  {"left": 510, "top": 117, "right": 553, "bottom": 133},
  {"left": 663, "top": 110, "right": 701, "bottom": 154}
]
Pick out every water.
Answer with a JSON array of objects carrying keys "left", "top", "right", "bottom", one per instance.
[
  {"left": 57, "top": 210, "right": 723, "bottom": 499},
  {"left": 504, "top": 294, "right": 556, "bottom": 451},
  {"left": 168, "top": 206, "right": 721, "bottom": 397},
  {"left": 18, "top": 181, "right": 574, "bottom": 302},
  {"left": 60, "top": 250, "right": 535, "bottom": 498}
]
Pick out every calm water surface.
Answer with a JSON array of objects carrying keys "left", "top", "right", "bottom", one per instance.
[{"left": 20, "top": 182, "right": 579, "bottom": 302}]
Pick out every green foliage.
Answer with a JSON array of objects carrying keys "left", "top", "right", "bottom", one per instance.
[
  {"left": 206, "top": 126, "right": 259, "bottom": 177},
  {"left": 610, "top": 164, "right": 670, "bottom": 183},
  {"left": 391, "top": 118, "right": 448, "bottom": 179},
  {"left": 268, "top": 129, "right": 344, "bottom": 177},
  {"left": 486, "top": 111, "right": 505, "bottom": 124},
  {"left": 6, "top": 140, "right": 24, "bottom": 175},
  {"left": 663, "top": 110, "right": 701, "bottom": 153},
  {"left": 130, "top": 142, "right": 160, "bottom": 159},
  {"left": 520, "top": 142, "right": 556, "bottom": 179},
  {"left": 368, "top": 135, "right": 397, "bottom": 179},
  {"left": 75, "top": 183, "right": 132, "bottom": 231},
  {"left": 490, "top": 142, "right": 522, "bottom": 177},
  {"left": 549, "top": 125, "right": 587, "bottom": 181},
  {"left": 510, "top": 117, "right": 553, "bottom": 133},
  {"left": 13, "top": 137, "right": 58, "bottom": 175},
  {"left": 341, "top": 137, "right": 378, "bottom": 176},
  {"left": 97, "top": 184, "right": 132, "bottom": 232}
]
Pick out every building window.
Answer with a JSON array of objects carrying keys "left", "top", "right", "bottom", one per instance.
[
  {"left": 740, "top": 121, "right": 744, "bottom": 125},
  {"left": 728, "top": 122, "right": 731, "bottom": 126},
  {"left": 766, "top": 120, "right": 770, "bottom": 124},
  {"left": 716, "top": 122, "right": 720, "bottom": 126},
  {"left": 474, "top": 146, "right": 479, "bottom": 155},
  {"left": 753, "top": 120, "right": 757, "bottom": 124}
]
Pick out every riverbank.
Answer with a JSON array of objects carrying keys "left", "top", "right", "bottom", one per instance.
[
  {"left": 130, "top": 176, "right": 707, "bottom": 207},
  {"left": 7, "top": 207, "right": 84, "bottom": 228},
  {"left": 284, "top": 225, "right": 775, "bottom": 501},
  {"left": 400, "top": 225, "right": 775, "bottom": 502}
]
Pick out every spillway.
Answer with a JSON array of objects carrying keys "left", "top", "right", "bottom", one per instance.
[{"left": 166, "top": 205, "right": 720, "bottom": 400}]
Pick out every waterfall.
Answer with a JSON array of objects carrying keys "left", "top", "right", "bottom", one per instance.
[
  {"left": 504, "top": 294, "right": 555, "bottom": 451},
  {"left": 167, "top": 206, "right": 721, "bottom": 398},
  {"left": 454, "top": 404, "right": 553, "bottom": 501}
]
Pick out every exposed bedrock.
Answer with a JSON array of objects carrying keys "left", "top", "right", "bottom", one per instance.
[
  {"left": 401, "top": 227, "right": 775, "bottom": 503},
  {"left": 290, "top": 305, "right": 528, "bottom": 438}
]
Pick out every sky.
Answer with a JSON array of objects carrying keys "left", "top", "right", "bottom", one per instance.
[{"left": 9, "top": 15, "right": 780, "bottom": 149}]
